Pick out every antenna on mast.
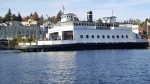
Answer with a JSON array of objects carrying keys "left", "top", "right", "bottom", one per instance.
[
  {"left": 112, "top": 10, "right": 113, "bottom": 16},
  {"left": 62, "top": 5, "right": 65, "bottom": 14}
]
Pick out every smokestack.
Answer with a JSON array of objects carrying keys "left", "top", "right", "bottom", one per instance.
[{"left": 87, "top": 11, "right": 93, "bottom": 22}]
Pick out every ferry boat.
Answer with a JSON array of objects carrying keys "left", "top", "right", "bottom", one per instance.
[{"left": 15, "top": 11, "right": 148, "bottom": 52}]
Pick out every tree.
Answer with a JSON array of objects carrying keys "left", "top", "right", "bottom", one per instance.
[
  {"left": 0, "top": 16, "right": 2, "bottom": 22},
  {"left": 39, "top": 15, "right": 44, "bottom": 25},
  {"left": 142, "top": 18, "right": 149, "bottom": 33},
  {"left": 74, "top": 17, "right": 79, "bottom": 21},
  {"left": 17, "top": 12, "right": 22, "bottom": 21},
  {"left": 97, "top": 18, "right": 102, "bottom": 23},
  {"left": 56, "top": 10, "right": 62, "bottom": 23},
  {"left": 24, "top": 37, "right": 31, "bottom": 43},
  {"left": 16, "top": 35, "right": 22, "bottom": 44},
  {"left": 33, "top": 12, "right": 39, "bottom": 21},
  {"left": 133, "top": 19, "right": 141, "bottom": 25},
  {"left": 4, "top": 8, "right": 12, "bottom": 21},
  {"left": 30, "top": 13, "right": 33, "bottom": 17},
  {"left": 11, "top": 14, "right": 17, "bottom": 21},
  {"left": 50, "top": 16, "right": 56, "bottom": 23},
  {"left": 22, "top": 16, "right": 30, "bottom": 21},
  {"left": 8, "top": 39, "right": 17, "bottom": 49}
]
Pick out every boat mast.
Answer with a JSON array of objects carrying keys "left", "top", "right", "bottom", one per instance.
[
  {"left": 112, "top": 10, "right": 113, "bottom": 16},
  {"left": 62, "top": 5, "right": 65, "bottom": 14}
]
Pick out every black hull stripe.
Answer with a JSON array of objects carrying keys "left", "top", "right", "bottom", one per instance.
[{"left": 15, "top": 42, "right": 149, "bottom": 52}]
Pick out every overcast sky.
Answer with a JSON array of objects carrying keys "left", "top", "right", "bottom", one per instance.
[{"left": 0, "top": 0, "right": 150, "bottom": 21}]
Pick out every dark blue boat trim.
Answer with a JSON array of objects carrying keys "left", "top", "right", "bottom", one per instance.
[{"left": 15, "top": 42, "right": 148, "bottom": 52}]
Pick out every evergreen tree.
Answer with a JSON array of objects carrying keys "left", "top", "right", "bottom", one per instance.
[
  {"left": 11, "top": 14, "right": 17, "bottom": 21},
  {"left": 148, "top": 18, "right": 150, "bottom": 22},
  {"left": 0, "top": 16, "right": 2, "bottom": 22},
  {"left": 142, "top": 18, "right": 149, "bottom": 32},
  {"left": 4, "top": 8, "right": 12, "bottom": 21},
  {"left": 56, "top": 10, "right": 62, "bottom": 23},
  {"left": 33, "top": 12, "right": 39, "bottom": 21},
  {"left": 30, "top": 13, "right": 33, "bottom": 17},
  {"left": 17, "top": 12, "right": 22, "bottom": 21}
]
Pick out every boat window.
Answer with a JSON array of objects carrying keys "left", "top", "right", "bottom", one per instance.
[
  {"left": 112, "top": 35, "right": 115, "bottom": 38},
  {"left": 102, "top": 35, "right": 105, "bottom": 39},
  {"left": 75, "top": 23, "right": 78, "bottom": 26},
  {"left": 97, "top": 35, "right": 100, "bottom": 38},
  {"left": 86, "top": 35, "right": 89, "bottom": 39},
  {"left": 80, "top": 35, "right": 83, "bottom": 39},
  {"left": 126, "top": 35, "right": 128, "bottom": 38},
  {"left": 62, "top": 31, "right": 73, "bottom": 40},
  {"left": 107, "top": 35, "right": 110, "bottom": 39},
  {"left": 91, "top": 35, "right": 94, "bottom": 38},
  {"left": 122, "top": 35, "right": 124, "bottom": 38},
  {"left": 117, "top": 35, "right": 119, "bottom": 38}
]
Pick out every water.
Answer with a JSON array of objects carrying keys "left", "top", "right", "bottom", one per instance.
[{"left": 0, "top": 49, "right": 150, "bottom": 84}]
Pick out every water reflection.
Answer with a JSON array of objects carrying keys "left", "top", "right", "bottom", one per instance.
[
  {"left": 44, "top": 51, "right": 77, "bottom": 84},
  {"left": 0, "top": 50, "right": 150, "bottom": 84}
]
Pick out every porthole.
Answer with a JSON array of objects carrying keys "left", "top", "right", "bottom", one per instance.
[
  {"left": 97, "top": 35, "right": 100, "bottom": 38},
  {"left": 102, "top": 35, "right": 105, "bottom": 39},
  {"left": 112, "top": 35, "right": 115, "bottom": 38},
  {"left": 117, "top": 35, "right": 119, "bottom": 38},
  {"left": 80, "top": 35, "right": 83, "bottom": 39},
  {"left": 86, "top": 35, "right": 89, "bottom": 38},
  {"left": 122, "top": 35, "right": 124, "bottom": 38},
  {"left": 126, "top": 35, "right": 128, "bottom": 38},
  {"left": 107, "top": 35, "right": 110, "bottom": 39},
  {"left": 91, "top": 35, "right": 94, "bottom": 38}
]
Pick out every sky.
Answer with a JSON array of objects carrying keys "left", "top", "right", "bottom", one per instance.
[{"left": 0, "top": 0, "right": 150, "bottom": 21}]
